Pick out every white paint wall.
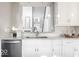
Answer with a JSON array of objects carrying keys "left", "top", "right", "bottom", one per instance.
[
  {"left": 0, "top": 2, "right": 12, "bottom": 38},
  {"left": 0, "top": 2, "right": 79, "bottom": 38},
  {"left": 18, "top": 2, "right": 79, "bottom": 37},
  {"left": 20, "top": 2, "right": 53, "bottom": 7},
  {"left": 0, "top": 2, "right": 22, "bottom": 38},
  {"left": 55, "top": 26, "right": 79, "bottom": 35}
]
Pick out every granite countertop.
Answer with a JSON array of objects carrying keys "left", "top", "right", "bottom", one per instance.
[
  {"left": 0, "top": 37, "right": 61, "bottom": 40},
  {"left": 0, "top": 38, "right": 22, "bottom": 40},
  {"left": 0, "top": 36, "right": 79, "bottom": 40}
]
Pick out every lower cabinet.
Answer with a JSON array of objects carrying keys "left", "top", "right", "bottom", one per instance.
[
  {"left": 62, "top": 45, "right": 74, "bottom": 57},
  {"left": 38, "top": 40, "right": 52, "bottom": 57},
  {"left": 22, "top": 39, "right": 52, "bottom": 57},
  {"left": 39, "top": 48, "right": 52, "bottom": 57},
  {"left": 22, "top": 39, "right": 62, "bottom": 57},
  {"left": 22, "top": 48, "right": 40, "bottom": 57},
  {"left": 52, "top": 39, "right": 62, "bottom": 57},
  {"left": 22, "top": 39, "right": 40, "bottom": 57},
  {"left": 62, "top": 40, "right": 79, "bottom": 57}
]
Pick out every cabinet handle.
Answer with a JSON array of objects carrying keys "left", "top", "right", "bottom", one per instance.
[
  {"left": 35, "top": 48, "right": 37, "bottom": 52},
  {"left": 35, "top": 48, "right": 39, "bottom": 52},
  {"left": 37, "top": 48, "right": 39, "bottom": 52},
  {"left": 52, "top": 48, "right": 54, "bottom": 52}
]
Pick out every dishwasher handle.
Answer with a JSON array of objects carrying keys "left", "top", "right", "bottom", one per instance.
[{"left": 2, "top": 40, "right": 21, "bottom": 43}]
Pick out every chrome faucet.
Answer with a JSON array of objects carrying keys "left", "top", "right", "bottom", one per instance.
[
  {"left": 33, "top": 27, "right": 39, "bottom": 37},
  {"left": 36, "top": 31, "right": 39, "bottom": 37}
]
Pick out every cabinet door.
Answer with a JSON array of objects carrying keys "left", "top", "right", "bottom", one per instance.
[
  {"left": 39, "top": 48, "right": 52, "bottom": 57},
  {"left": 22, "top": 39, "right": 52, "bottom": 57},
  {"left": 57, "top": 3, "right": 79, "bottom": 26},
  {"left": 70, "top": 3, "right": 79, "bottom": 26},
  {"left": 22, "top": 39, "right": 40, "bottom": 57},
  {"left": 62, "top": 40, "right": 74, "bottom": 57},
  {"left": 62, "top": 46, "right": 74, "bottom": 57},
  {"left": 22, "top": 48, "right": 39, "bottom": 57},
  {"left": 56, "top": 3, "right": 73, "bottom": 26},
  {"left": 52, "top": 40, "right": 62, "bottom": 57},
  {"left": 39, "top": 40, "right": 52, "bottom": 57},
  {"left": 63, "top": 39, "right": 79, "bottom": 57},
  {"left": 56, "top": 3, "right": 71, "bottom": 26}
]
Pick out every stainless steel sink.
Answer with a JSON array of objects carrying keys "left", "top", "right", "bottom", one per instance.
[{"left": 26, "top": 36, "right": 48, "bottom": 38}]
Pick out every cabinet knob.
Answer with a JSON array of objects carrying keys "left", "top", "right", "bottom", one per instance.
[{"left": 37, "top": 48, "right": 39, "bottom": 52}]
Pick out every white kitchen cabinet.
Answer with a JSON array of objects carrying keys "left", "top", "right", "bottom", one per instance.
[
  {"left": 70, "top": 3, "right": 79, "bottom": 26},
  {"left": 22, "top": 39, "right": 52, "bottom": 57},
  {"left": 22, "top": 48, "right": 39, "bottom": 57},
  {"left": 62, "top": 45, "right": 74, "bottom": 57},
  {"left": 39, "top": 40, "right": 52, "bottom": 57},
  {"left": 22, "top": 39, "right": 41, "bottom": 57},
  {"left": 56, "top": 2, "right": 79, "bottom": 26},
  {"left": 56, "top": 3, "right": 71, "bottom": 26},
  {"left": 51, "top": 39, "right": 62, "bottom": 57},
  {"left": 62, "top": 39, "right": 79, "bottom": 57}
]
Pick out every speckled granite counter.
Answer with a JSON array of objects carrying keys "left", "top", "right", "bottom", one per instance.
[{"left": 0, "top": 37, "right": 79, "bottom": 40}]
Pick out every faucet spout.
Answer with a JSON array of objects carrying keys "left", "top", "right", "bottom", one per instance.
[
  {"left": 33, "top": 27, "right": 39, "bottom": 37},
  {"left": 36, "top": 31, "right": 39, "bottom": 37}
]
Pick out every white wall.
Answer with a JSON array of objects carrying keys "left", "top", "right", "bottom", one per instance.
[
  {"left": 0, "top": 2, "right": 53, "bottom": 38},
  {"left": 11, "top": 2, "right": 22, "bottom": 29},
  {"left": 11, "top": 2, "right": 18, "bottom": 28},
  {"left": 0, "top": 2, "right": 22, "bottom": 38},
  {"left": 0, "top": 2, "right": 12, "bottom": 38},
  {"left": 55, "top": 26, "right": 79, "bottom": 35},
  {"left": 20, "top": 2, "right": 53, "bottom": 7},
  {"left": 12, "top": 2, "right": 79, "bottom": 38},
  {"left": 0, "top": 2, "right": 79, "bottom": 38},
  {"left": 0, "top": 2, "right": 19, "bottom": 38}
]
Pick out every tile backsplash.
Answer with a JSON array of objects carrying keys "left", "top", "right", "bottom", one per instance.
[
  {"left": 16, "top": 26, "right": 79, "bottom": 38},
  {"left": 55, "top": 26, "right": 79, "bottom": 35}
]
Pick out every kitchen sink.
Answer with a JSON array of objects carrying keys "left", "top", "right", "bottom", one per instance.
[{"left": 26, "top": 36, "right": 48, "bottom": 38}]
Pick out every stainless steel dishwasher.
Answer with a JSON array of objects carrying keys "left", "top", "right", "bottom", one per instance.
[{"left": 1, "top": 40, "right": 22, "bottom": 57}]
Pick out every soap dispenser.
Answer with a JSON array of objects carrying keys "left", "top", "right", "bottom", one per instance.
[
  {"left": 11, "top": 26, "right": 17, "bottom": 38},
  {"left": 13, "top": 31, "right": 17, "bottom": 38}
]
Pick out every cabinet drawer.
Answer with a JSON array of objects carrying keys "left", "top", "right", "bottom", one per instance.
[{"left": 63, "top": 40, "right": 79, "bottom": 46}]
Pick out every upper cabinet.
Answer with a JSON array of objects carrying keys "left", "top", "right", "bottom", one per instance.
[{"left": 55, "top": 2, "right": 79, "bottom": 26}]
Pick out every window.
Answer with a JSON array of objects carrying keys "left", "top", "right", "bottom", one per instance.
[
  {"left": 22, "top": 7, "right": 32, "bottom": 32},
  {"left": 22, "top": 6, "right": 54, "bottom": 32}
]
